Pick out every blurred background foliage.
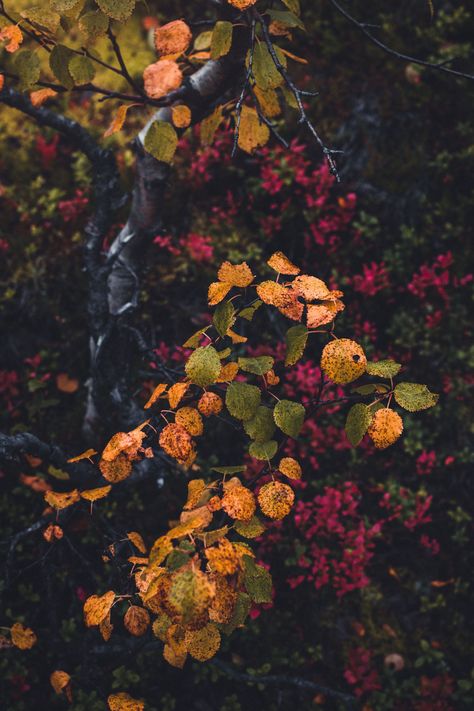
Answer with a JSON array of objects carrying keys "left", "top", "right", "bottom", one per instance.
[{"left": 0, "top": 1, "right": 473, "bottom": 709}]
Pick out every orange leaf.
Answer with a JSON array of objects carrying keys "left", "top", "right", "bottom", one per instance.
[
  {"left": 143, "top": 60, "right": 183, "bottom": 99},
  {"left": 0, "top": 25, "right": 23, "bottom": 53},
  {"left": 171, "top": 104, "right": 192, "bottom": 128},
  {"left": 127, "top": 531, "right": 147, "bottom": 554},
  {"left": 144, "top": 382, "right": 167, "bottom": 409},
  {"left": 154, "top": 20, "right": 192, "bottom": 57},
  {"left": 56, "top": 373, "right": 79, "bottom": 393},
  {"left": 280, "top": 47, "right": 309, "bottom": 64},
  {"left": 43, "top": 524, "right": 63, "bottom": 542},
  {"left": 104, "top": 103, "right": 138, "bottom": 138},
  {"left": 158, "top": 423, "right": 194, "bottom": 464},
  {"left": 30, "top": 88, "right": 58, "bottom": 107},
  {"left": 123, "top": 605, "right": 150, "bottom": 636},
  {"left": 99, "top": 454, "right": 132, "bottom": 483},
  {"left": 208, "top": 281, "right": 232, "bottom": 306},
  {"left": 50, "top": 670, "right": 71, "bottom": 695},
  {"left": 20, "top": 473, "right": 51, "bottom": 492},
  {"left": 228, "top": 0, "right": 257, "bottom": 9},
  {"left": 107, "top": 692, "right": 145, "bottom": 711},
  {"left": 11, "top": 622, "right": 37, "bottom": 650},
  {"left": 168, "top": 381, "right": 190, "bottom": 409},
  {"left": 0, "top": 75, "right": 4, "bottom": 91}
]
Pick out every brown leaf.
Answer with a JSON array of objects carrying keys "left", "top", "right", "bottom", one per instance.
[
  {"left": 124, "top": 606, "right": 150, "bottom": 636},
  {"left": 50, "top": 670, "right": 71, "bottom": 695}
]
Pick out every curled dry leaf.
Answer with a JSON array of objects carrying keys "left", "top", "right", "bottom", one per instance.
[
  {"left": 0, "top": 25, "right": 23, "bottom": 53},
  {"left": 127, "top": 531, "right": 147, "bottom": 554},
  {"left": 124, "top": 605, "right": 150, "bottom": 636},
  {"left": 267, "top": 251, "right": 300, "bottom": 275},
  {"left": 154, "top": 20, "right": 192, "bottom": 57},
  {"left": 83, "top": 590, "right": 115, "bottom": 627},
  {"left": 30, "top": 88, "right": 58, "bottom": 107},
  {"left": 44, "top": 489, "right": 80, "bottom": 510},
  {"left": 159, "top": 423, "right": 194, "bottom": 463},
  {"left": 198, "top": 391, "right": 223, "bottom": 417},
  {"left": 144, "top": 382, "right": 167, "bottom": 409},
  {"left": 43, "top": 524, "right": 63, "bottom": 542},
  {"left": 143, "top": 60, "right": 183, "bottom": 99},
  {"left": 307, "top": 301, "right": 344, "bottom": 328},
  {"left": 50, "top": 670, "right": 71, "bottom": 695},
  {"left": 104, "top": 103, "right": 136, "bottom": 138},
  {"left": 11, "top": 622, "right": 37, "bottom": 650}
]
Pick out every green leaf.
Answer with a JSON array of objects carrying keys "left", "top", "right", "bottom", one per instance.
[
  {"left": 182, "top": 327, "right": 209, "bottom": 349},
  {"left": 21, "top": 7, "right": 61, "bottom": 33},
  {"left": 273, "top": 399, "right": 305, "bottom": 438},
  {"left": 238, "top": 356, "right": 274, "bottom": 376},
  {"left": 250, "top": 43, "right": 287, "bottom": 91},
  {"left": 248, "top": 439, "right": 278, "bottom": 461},
  {"left": 14, "top": 51, "right": 40, "bottom": 91},
  {"left": 213, "top": 300, "right": 235, "bottom": 337},
  {"left": 225, "top": 382, "right": 261, "bottom": 421},
  {"left": 220, "top": 592, "right": 251, "bottom": 635},
  {"left": 210, "top": 20, "right": 233, "bottom": 60},
  {"left": 218, "top": 347, "right": 231, "bottom": 360},
  {"left": 166, "top": 549, "right": 189, "bottom": 572},
  {"left": 144, "top": 120, "right": 178, "bottom": 164},
  {"left": 242, "top": 555, "right": 272, "bottom": 603},
  {"left": 185, "top": 346, "right": 221, "bottom": 387},
  {"left": 79, "top": 10, "right": 109, "bottom": 39},
  {"left": 366, "top": 360, "right": 402, "bottom": 378},
  {"left": 345, "top": 404, "right": 373, "bottom": 447},
  {"left": 266, "top": 9, "right": 305, "bottom": 30},
  {"left": 234, "top": 515, "right": 265, "bottom": 539},
  {"left": 394, "top": 383, "right": 439, "bottom": 412},
  {"left": 244, "top": 406, "right": 276, "bottom": 443},
  {"left": 50, "top": 44, "right": 75, "bottom": 89},
  {"left": 281, "top": 0, "right": 301, "bottom": 14},
  {"left": 95, "top": 0, "right": 136, "bottom": 22},
  {"left": 284, "top": 324, "right": 308, "bottom": 366},
  {"left": 68, "top": 55, "right": 95, "bottom": 85},
  {"left": 51, "top": 0, "right": 80, "bottom": 10},
  {"left": 238, "top": 300, "right": 262, "bottom": 321},
  {"left": 47, "top": 465, "right": 70, "bottom": 481},
  {"left": 211, "top": 465, "right": 246, "bottom": 474}
]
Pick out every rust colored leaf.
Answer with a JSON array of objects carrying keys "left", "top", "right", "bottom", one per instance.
[
  {"left": 50, "top": 670, "right": 71, "bottom": 695},
  {"left": 0, "top": 25, "right": 23, "bottom": 53},
  {"left": 104, "top": 103, "right": 137, "bottom": 138},
  {"left": 171, "top": 104, "right": 192, "bottom": 128},
  {"left": 143, "top": 60, "right": 183, "bottom": 99},
  {"left": 30, "top": 88, "right": 58, "bottom": 107},
  {"left": 11, "top": 622, "right": 37, "bottom": 650},
  {"left": 124, "top": 605, "right": 150, "bottom": 636},
  {"left": 154, "top": 20, "right": 192, "bottom": 57}
]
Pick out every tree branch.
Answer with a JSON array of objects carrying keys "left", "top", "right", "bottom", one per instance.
[{"left": 329, "top": 0, "right": 474, "bottom": 82}]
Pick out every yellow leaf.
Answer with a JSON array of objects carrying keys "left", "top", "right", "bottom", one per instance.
[
  {"left": 367, "top": 408, "right": 404, "bottom": 449},
  {"left": 217, "top": 260, "right": 254, "bottom": 287},
  {"left": 159, "top": 423, "right": 194, "bottom": 464},
  {"left": 198, "top": 391, "right": 223, "bottom": 417},
  {"left": 107, "top": 692, "right": 145, "bottom": 711},
  {"left": 185, "top": 623, "right": 221, "bottom": 661},
  {"left": 258, "top": 481, "right": 295, "bottom": 520},
  {"left": 237, "top": 106, "right": 270, "bottom": 154},
  {"left": 175, "top": 407, "right": 204, "bottom": 436},
  {"left": 168, "top": 381, "right": 190, "bottom": 409},
  {"left": 278, "top": 457, "right": 302, "bottom": 480},
  {"left": 221, "top": 485, "right": 256, "bottom": 521},
  {"left": 67, "top": 448, "right": 97, "bottom": 463},
  {"left": 228, "top": 0, "right": 257, "bottom": 9},
  {"left": 267, "top": 251, "right": 300, "bottom": 275},
  {"left": 208, "top": 281, "right": 232, "bottom": 305},
  {"left": 44, "top": 489, "right": 80, "bottom": 510},
  {"left": 80, "top": 485, "right": 112, "bottom": 501},
  {"left": 83, "top": 590, "right": 115, "bottom": 627},
  {"left": 320, "top": 338, "right": 367, "bottom": 385},
  {"left": 280, "top": 47, "right": 309, "bottom": 64}
]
